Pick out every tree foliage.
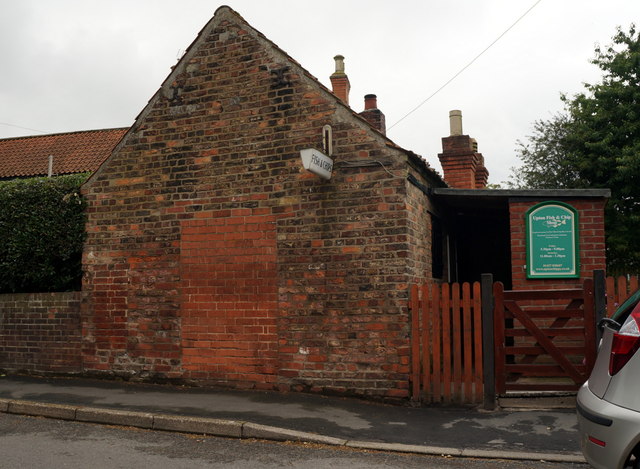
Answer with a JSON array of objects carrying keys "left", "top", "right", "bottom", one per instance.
[
  {"left": 0, "top": 173, "right": 88, "bottom": 293},
  {"left": 509, "top": 112, "right": 584, "bottom": 189},
  {"left": 510, "top": 25, "right": 640, "bottom": 274}
]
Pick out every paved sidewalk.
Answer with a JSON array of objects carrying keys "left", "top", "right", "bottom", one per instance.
[{"left": 0, "top": 375, "right": 584, "bottom": 463}]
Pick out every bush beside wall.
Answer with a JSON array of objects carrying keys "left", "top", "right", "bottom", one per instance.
[{"left": 0, "top": 174, "right": 88, "bottom": 293}]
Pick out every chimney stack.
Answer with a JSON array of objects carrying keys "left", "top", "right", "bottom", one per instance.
[
  {"left": 437, "top": 110, "right": 489, "bottom": 189},
  {"left": 359, "top": 94, "right": 386, "bottom": 135},
  {"left": 330, "top": 55, "right": 350, "bottom": 105}
]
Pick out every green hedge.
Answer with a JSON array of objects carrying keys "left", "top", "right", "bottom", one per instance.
[{"left": 0, "top": 174, "right": 89, "bottom": 293}]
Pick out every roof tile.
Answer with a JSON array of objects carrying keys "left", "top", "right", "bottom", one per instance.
[{"left": 0, "top": 128, "right": 128, "bottom": 178}]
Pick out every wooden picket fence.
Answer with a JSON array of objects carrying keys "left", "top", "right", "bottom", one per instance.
[
  {"left": 409, "top": 274, "right": 640, "bottom": 406},
  {"left": 409, "top": 282, "right": 483, "bottom": 404},
  {"left": 606, "top": 275, "right": 640, "bottom": 317}
]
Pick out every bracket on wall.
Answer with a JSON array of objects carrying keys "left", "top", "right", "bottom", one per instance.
[{"left": 322, "top": 125, "right": 333, "bottom": 156}]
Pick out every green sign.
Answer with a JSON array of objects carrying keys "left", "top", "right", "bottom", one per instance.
[{"left": 526, "top": 202, "right": 579, "bottom": 279}]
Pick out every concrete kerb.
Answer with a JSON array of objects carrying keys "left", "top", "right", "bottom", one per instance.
[
  {"left": 7, "top": 399, "right": 77, "bottom": 420},
  {"left": 153, "top": 414, "right": 243, "bottom": 438},
  {"left": 0, "top": 399, "right": 586, "bottom": 464},
  {"left": 242, "top": 422, "right": 347, "bottom": 446},
  {"left": 345, "top": 442, "right": 585, "bottom": 464},
  {"left": 347, "top": 440, "right": 463, "bottom": 456},
  {"left": 76, "top": 407, "right": 154, "bottom": 429},
  {"left": 0, "top": 398, "right": 10, "bottom": 412},
  {"left": 458, "top": 449, "right": 585, "bottom": 464}
]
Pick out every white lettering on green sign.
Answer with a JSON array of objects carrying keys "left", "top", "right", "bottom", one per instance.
[{"left": 526, "top": 202, "right": 579, "bottom": 279}]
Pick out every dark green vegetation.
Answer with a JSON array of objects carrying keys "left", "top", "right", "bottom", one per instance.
[{"left": 0, "top": 173, "right": 88, "bottom": 293}]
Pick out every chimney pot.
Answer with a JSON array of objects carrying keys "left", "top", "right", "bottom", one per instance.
[
  {"left": 449, "top": 110, "right": 463, "bottom": 136},
  {"left": 364, "top": 94, "right": 377, "bottom": 110},
  {"left": 333, "top": 55, "right": 346, "bottom": 75}
]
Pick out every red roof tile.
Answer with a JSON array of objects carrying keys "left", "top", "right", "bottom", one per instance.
[{"left": 0, "top": 128, "right": 128, "bottom": 179}]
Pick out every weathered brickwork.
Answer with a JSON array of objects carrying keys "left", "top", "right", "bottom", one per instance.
[
  {"left": 509, "top": 199, "right": 608, "bottom": 290},
  {"left": 438, "top": 134, "right": 488, "bottom": 189},
  {"left": 81, "top": 7, "right": 439, "bottom": 398},
  {"left": 0, "top": 292, "right": 82, "bottom": 374},
  {"left": 406, "top": 169, "right": 438, "bottom": 285}
]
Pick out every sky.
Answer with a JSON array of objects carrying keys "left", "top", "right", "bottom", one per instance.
[{"left": 0, "top": 1, "right": 637, "bottom": 184}]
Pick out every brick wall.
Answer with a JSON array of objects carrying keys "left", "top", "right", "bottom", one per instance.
[
  {"left": 180, "top": 211, "right": 279, "bottom": 387},
  {"left": 0, "top": 292, "right": 82, "bottom": 374},
  {"left": 81, "top": 7, "right": 438, "bottom": 398},
  {"left": 406, "top": 170, "right": 438, "bottom": 284},
  {"left": 510, "top": 199, "right": 607, "bottom": 290},
  {"left": 274, "top": 150, "right": 412, "bottom": 398}
]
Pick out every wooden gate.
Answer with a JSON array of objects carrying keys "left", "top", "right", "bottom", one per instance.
[
  {"left": 493, "top": 279, "right": 597, "bottom": 393},
  {"left": 409, "top": 273, "right": 627, "bottom": 405}
]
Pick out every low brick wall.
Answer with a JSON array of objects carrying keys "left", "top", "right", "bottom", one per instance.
[{"left": 0, "top": 292, "right": 82, "bottom": 374}]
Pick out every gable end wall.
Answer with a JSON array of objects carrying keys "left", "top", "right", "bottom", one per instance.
[{"left": 81, "top": 9, "right": 435, "bottom": 399}]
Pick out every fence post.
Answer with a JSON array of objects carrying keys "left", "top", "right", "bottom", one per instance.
[
  {"left": 481, "top": 273, "right": 495, "bottom": 410},
  {"left": 410, "top": 284, "right": 421, "bottom": 402},
  {"left": 593, "top": 270, "right": 606, "bottom": 344}
]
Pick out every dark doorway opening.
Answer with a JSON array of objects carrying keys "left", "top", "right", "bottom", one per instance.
[
  {"left": 433, "top": 190, "right": 512, "bottom": 289},
  {"left": 450, "top": 209, "right": 512, "bottom": 288}
]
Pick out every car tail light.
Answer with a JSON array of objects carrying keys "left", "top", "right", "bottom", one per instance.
[{"left": 610, "top": 310, "right": 640, "bottom": 376}]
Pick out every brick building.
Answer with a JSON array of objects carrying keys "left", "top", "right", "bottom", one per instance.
[
  {"left": 80, "top": 6, "right": 444, "bottom": 397},
  {"left": 433, "top": 109, "right": 608, "bottom": 291},
  {"left": 35, "top": 6, "right": 606, "bottom": 398}
]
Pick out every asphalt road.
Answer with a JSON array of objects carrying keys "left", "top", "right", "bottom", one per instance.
[{"left": 0, "top": 413, "right": 587, "bottom": 469}]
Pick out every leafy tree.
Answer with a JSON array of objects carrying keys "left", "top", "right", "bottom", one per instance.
[
  {"left": 509, "top": 112, "right": 583, "bottom": 189},
  {"left": 509, "top": 24, "right": 640, "bottom": 274}
]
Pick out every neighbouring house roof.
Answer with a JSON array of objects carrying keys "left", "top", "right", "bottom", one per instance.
[{"left": 0, "top": 128, "right": 128, "bottom": 179}]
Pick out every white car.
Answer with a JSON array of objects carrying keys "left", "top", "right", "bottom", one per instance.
[{"left": 577, "top": 290, "right": 640, "bottom": 468}]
